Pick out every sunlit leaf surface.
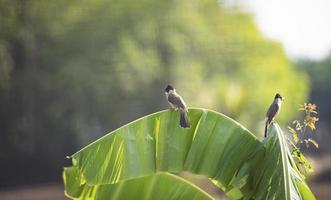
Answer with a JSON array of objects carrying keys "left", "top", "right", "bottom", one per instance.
[
  {"left": 63, "top": 168, "right": 213, "bottom": 200},
  {"left": 64, "top": 109, "right": 315, "bottom": 200}
]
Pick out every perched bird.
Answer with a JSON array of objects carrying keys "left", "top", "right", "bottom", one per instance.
[
  {"left": 164, "top": 85, "right": 191, "bottom": 128},
  {"left": 264, "top": 93, "right": 284, "bottom": 137}
]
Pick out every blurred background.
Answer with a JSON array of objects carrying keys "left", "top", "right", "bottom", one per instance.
[{"left": 0, "top": 0, "right": 330, "bottom": 199}]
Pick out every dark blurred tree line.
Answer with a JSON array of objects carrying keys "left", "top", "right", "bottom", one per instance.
[
  {"left": 0, "top": 0, "right": 308, "bottom": 186},
  {"left": 296, "top": 54, "right": 331, "bottom": 143}
]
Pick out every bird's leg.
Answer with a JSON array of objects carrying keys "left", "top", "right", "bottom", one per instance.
[
  {"left": 169, "top": 104, "right": 177, "bottom": 111},
  {"left": 171, "top": 108, "right": 178, "bottom": 111},
  {"left": 170, "top": 103, "right": 178, "bottom": 111}
]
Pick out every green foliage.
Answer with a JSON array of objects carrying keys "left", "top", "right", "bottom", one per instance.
[
  {"left": 63, "top": 168, "right": 213, "bottom": 200},
  {"left": 288, "top": 103, "right": 319, "bottom": 147},
  {"left": 0, "top": 0, "right": 309, "bottom": 185},
  {"left": 64, "top": 109, "right": 315, "bottom": 200},
  {"left": 287, "top": 103, "right": 319, "bottom": 175},
  {"left": 291, "top": 147, "right": 313, "bottom": 174}
]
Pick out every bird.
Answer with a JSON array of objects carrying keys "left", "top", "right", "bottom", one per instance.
[
  {"left": 164, "top": 85, "right": 191, "bottom": 128},
  {"left": 264, "top": 93, "right": 284, "bottom": 137}
]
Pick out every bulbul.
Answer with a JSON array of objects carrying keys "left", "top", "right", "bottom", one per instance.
[
  {"left": 164, "top": 85, "right": 191, "bottom": 128},
  {"left": 264, "top": 93, "right": 284, "bottom": 137}
]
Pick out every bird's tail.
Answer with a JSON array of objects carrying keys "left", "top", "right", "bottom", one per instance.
[
  {"left": 264, "top": 120, "right": 269, "bottom": 137},
  {"left": 179, "top": 110, "right": 191, "bottom": 128}
]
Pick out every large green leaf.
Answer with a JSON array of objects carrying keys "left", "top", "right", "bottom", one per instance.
[
  {"left": 261, "top": 124, "right": 315, "bottom": 200},
  {"left": 64, "top": 108, "right": 315, "bottom": 200},
  {"left": 63, "top": 167, "right": 213, "bottom": 200}
]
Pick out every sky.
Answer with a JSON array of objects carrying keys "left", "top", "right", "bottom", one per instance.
[{"left": 240, "top": 0, "right": 331, "bottom": 60}]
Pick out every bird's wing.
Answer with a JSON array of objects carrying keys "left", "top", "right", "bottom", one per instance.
[
  {"left": 168, "top": 93, "right": 187, "bottom": 110},
  {"left": 266, "top": 103, "right": 279, "bottom": 122}
]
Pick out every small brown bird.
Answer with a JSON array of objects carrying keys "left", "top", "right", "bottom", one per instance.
[
  {"left": 264, "top": 93, "right": 284, "bottom": 137},
  {"left": 164, "top": 85, "right": 191, "bottom": 128}
]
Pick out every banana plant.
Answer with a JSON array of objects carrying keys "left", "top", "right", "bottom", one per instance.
[{"left": 63, "top": 108, "right": 315, "bottom": 200}]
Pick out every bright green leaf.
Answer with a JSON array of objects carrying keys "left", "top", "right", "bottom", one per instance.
[
  {"left": 63, "top": 167, "right": 213, "bottom": 200},
  {"left": 64, "top": 109, "right": 316, "bottom": 200},
  {"left": 288, "top": 126, "right": 299, "bottom": 144}
]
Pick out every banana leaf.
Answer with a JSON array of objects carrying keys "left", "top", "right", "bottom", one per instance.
[
  {"left": 63, "top": 167, "right": 213, "bottom": 200},
  {"left": 64, "top": 108, "right": 315, "bottom": 200}
]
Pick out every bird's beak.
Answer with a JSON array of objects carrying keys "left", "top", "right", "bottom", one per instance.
[{"left": 282, "top": 97, "right": 285, "bottom": 101}]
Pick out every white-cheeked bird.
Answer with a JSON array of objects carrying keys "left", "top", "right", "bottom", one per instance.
[
  {"left": 164, "top": 85, "right": 191, "bottom": 128},
  {"left": 264, "top": 93, "right": 284, "bottom": 137}
]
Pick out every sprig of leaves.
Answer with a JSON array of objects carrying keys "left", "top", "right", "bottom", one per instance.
[
  {"left": 288, "top": 103, "right": 319, "bottom": 148},
  {"left": 287, "top": 103, "right": 319, "bottom": 175}
]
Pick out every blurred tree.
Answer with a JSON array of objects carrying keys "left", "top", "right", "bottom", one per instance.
[{"left": 0, "top": 0, "right": 308, "bottom": 186}]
